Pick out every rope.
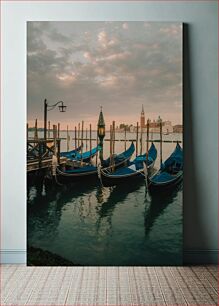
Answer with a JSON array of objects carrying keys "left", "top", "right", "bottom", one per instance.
[
  {"left": 51, "top": 154, "right": 63, "bottom": 186},
  {"left": 143, "top": 161, "right": 148, "bottom": 192},
  {"left": 97, "top": 163, "right": 103, "bottom": 187}
]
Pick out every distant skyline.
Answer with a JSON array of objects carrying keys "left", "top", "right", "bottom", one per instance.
[{"left": 27, "top": 21, "right": 182, "bottom": 129}]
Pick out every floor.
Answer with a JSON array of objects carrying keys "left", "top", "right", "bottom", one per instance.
[{"left": 1, "top": 265, "right": 218, "bottom": 305}]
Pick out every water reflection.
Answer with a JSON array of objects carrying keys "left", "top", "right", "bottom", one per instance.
[
  {"left": 144, "top": 182, "right": 183, "bottom": 235},
  {"left": 28, "top": 178, "right": 182, "bottom": 239},
  {"left": 97, "top": 183, "right": 143, "bottom": 217},
  {"left": 27, "top": 174, "right": 182, "bottom": 265},
  {"left": 95, "top": 182, "right": 144, "bottom": 235}
]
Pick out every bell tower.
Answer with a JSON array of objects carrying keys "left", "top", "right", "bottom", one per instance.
[{"left": 140, "top": 104, "right": 145, "bottom": 128}]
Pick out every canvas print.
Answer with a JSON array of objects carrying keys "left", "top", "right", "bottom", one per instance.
[{"left": 27, "top": 21, "right": 183, "bottom": 266}]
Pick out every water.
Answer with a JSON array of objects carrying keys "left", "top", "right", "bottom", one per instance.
[{"left": 27, "top": 132, "right": 183, "bottom": 265}]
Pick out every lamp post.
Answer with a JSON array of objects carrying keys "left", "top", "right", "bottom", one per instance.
[
  {"left": 97, "top": 106, "right": 105, "bottom": 162},
  {"left": 44, "top": 98, "right": 67, "bottom": 141}
]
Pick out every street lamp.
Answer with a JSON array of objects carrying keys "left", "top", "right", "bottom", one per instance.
[
  {"left": 44, "top": 99, "right": 67, "bottom": 140},
  {"left": 97, "top": 106, "right": 105, "bottom": 161}
]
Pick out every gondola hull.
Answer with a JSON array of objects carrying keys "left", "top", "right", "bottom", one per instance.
[
  {"left": 100, "top": 143, "right": 157, "bottom": 187},
  {"left": 149, "top": 171, "right": 183, "bottom": 192},
  {"left": 48, "top": 142, "right": 136, "bottom": 185},
  {"left": 148, "top": 143, "right": 183, "bottom": 192},
  {"left": 55, "top": 167, "right": 98, "bottom": 184},
  {"left": 61, "top": 145, "right": 100, "bottom": 163},
  {"left": 101, "top": 142, "right": 135, "bottom": 169},
  {"left": 100, "top": 168, "right": 144, "bottom": 187},
  {"left": 100, "top": 159, "right": 155, "bottom": 187}
]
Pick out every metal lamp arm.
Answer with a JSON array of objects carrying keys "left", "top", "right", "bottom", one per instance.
[{"left": 47, "top": 101, "right": 64, "bottom": 111}]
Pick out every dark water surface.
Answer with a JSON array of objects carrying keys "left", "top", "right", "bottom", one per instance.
[
  {"left": 28, "top": 133, "right": 183, "bottom": 265},
  {"left": 27, "top": 178, "right": 182, "bottom": 266}
]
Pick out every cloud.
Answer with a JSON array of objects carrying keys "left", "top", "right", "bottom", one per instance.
[
  {"left": 98, "top": 51, "right": 131, "bottom": 63},
  {"left": 47, "top": 27, "right": 70, "bottom": 43},
  {"left": 27, "top": 22, "right": 182, "bottom": 126},
  {"left": 27, "top": 22, "right": 47, "bottom": 53},
  {"left": 97, "top": 30, "right": 118, "bottom": 49},
  {"left": 56, "top": 72, "right": 77, "bottom": 83}
]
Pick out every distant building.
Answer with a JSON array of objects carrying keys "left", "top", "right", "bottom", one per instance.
[
  {"left": 139, "top": 107, "right": 173, "bottom": 133},
  {"left": 163, "top": 121, "right": 173, "bottom": 134},
  {"left": 140, "top": 105, "right": 146, "bottom": 129}
]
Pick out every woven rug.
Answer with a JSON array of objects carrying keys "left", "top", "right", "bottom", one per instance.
[{"left": 1, "top": 265, "right": 217, "bottom": 305}]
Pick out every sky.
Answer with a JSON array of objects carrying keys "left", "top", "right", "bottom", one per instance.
[{"left": 27, "top": 21, "right": 182, "bottom": 129}]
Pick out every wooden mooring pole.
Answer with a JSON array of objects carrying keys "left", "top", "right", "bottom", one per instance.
[
  {"left": 78, "top": 123, "right": 80, "bottom": 148},
  {"left": 53, "top": 124, "right": 57, "bottom": 155},
  {"left": 112, "top": 121, "right": 115, "bottom": 156},
  {"left": 81, "top": 121, "right": 84, "bottom": 165},
  {"left": 27, "top": 123, "right": 29, "bottom": 141},
  {"left": 124, "top": 126, "right": 127, "bottom": 151},
  {"left": 140, "top": 124, "right": 143, "bottom": 155},
  {"left": 146, "top": 119, "right": 149, "bottom": 159},
  {"left": 89, "top": 124, "right": 92, "bottom": 156},
  {"left": 96, "top": 130, "right": 98, "bottom": 166},
  {"left": 48, "top": 121, "right": 50, "bottom": 138},
  {"left": 86, "top": 128, "right": 88, "bottom": 151},
  {"left": 34, "top": 119, "right": 38, "bottom": 141},
  {"left": 110, "top": 124, "right": 113, "bottom": 167},
  {"left": 112, "top": 121, "right": 116, "bottom": 171},
  {"left": 67, "top": 125, "right": 70, "bottom": 152},
  {"left": 75, "top": 126, "right": 77, "bottom": 149},
  {"left": 136, "top": 122, "right": 139, "bottom": 157},
  {"left": 160, "top": 118, "right": 163, "bottom": 166},
  {"left": 58, "top": 123, "right": 60, "bottom": 139}
]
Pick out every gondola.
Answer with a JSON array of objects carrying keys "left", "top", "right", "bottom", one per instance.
[
  {"left": 101, "top": 142, "right": 135, "bottom": 169},
  {"left": 55, "top": 142, "right": 135, "bottom": 184},
  {"left": 148, "top": 142, "right": 183, "bottom": 191},
  {"left": 56, "top": 164, "right": 98, "bottom": 184},
  {"left": 60, "top": 145, "right": 100, "bottom": 163},
  {"left": 100, "top": 143, "right": 157, "bottom": 187},
  {"left": 60, "top": 145, "right": 82, "bottom": 158}
]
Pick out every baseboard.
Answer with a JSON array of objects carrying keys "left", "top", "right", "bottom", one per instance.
[
  {"left": 1, "top": 250, "right": 26, "bottom": 264},
  {"left": 0, "top": 249, "right": 218, "bottom": 264}
]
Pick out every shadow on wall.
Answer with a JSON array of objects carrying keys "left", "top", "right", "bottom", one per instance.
[{"left": 183, "top": 24, "right": 210, "bottom": 262}]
